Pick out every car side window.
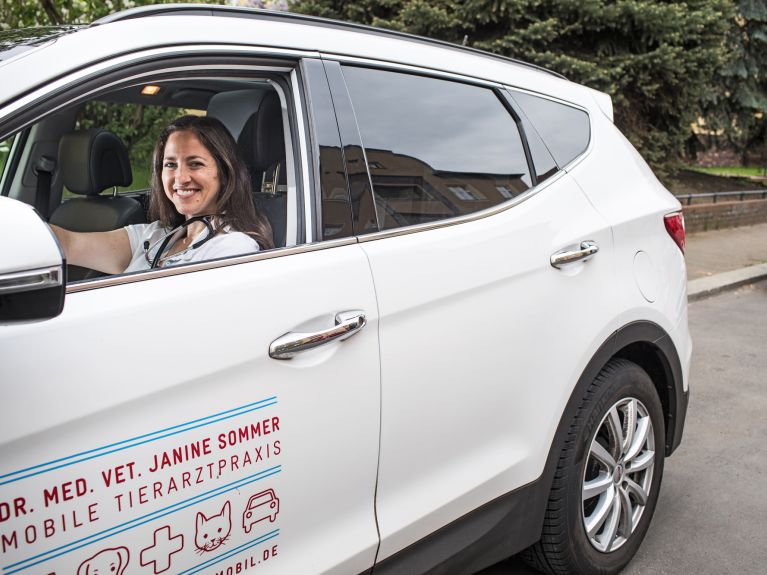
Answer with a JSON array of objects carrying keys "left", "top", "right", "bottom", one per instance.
[
  {"left": 341, "top": 66, "right": 533, "bottom": 231},
  {"left": 2, "top": 73, "right": 297, "bottom": 283},
  {"left": 509, "top": 90, "right": 590, "bottom": 168}
]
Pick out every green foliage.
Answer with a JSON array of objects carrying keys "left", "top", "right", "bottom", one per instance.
[
  {"left": 700, "top": 0, "right": 767, "bottom": 165},
  {"left": 76, "top": 102, "right": 186, "bottom": 191},
  {"left": 294, "top": 0, "right": 734, "bottom": 179}
]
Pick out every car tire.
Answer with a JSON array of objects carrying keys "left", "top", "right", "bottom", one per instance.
[{"left": 522, "top": 358, "right": 665, "bottom": 575}]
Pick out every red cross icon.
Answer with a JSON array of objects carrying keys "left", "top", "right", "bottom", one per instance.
[{"left": 140, "top": 525, "right": 184, "bottom": 574}]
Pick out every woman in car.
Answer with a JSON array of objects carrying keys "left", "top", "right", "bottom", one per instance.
[{"left": 52, "top": 115, "right": 273, "bottom": 274}]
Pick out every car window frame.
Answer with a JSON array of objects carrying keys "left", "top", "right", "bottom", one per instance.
[
  {"left": 320, "top": 54, "right": 568, "bottom": 241},
  {"left": 0, "top": 47, "right": 361, "bottom": 294}
]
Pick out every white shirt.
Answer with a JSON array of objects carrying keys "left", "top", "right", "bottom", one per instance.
[{"left": 123, "top": 221, "right": 260, "bottom": 273}]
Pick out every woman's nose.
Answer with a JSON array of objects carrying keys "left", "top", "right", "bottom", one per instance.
[{"left": 175, "top": 165, "right": 191, "bottom": 183}]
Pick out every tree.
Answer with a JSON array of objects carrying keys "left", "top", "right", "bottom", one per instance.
[
  {"left": 701, "top": 0, "right": 767, "bottom": 166},
  {"left": 294, "top": 0, "right": 734, "bottom": 179}
]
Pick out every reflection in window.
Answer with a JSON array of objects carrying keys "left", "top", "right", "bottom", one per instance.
[{"left": 342, "top": 66, "right": 532, "bottom": 230}]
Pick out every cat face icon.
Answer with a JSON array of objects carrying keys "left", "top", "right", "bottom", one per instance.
[{"left": 195, "top": 501, "right": 232, "bottom": 553}]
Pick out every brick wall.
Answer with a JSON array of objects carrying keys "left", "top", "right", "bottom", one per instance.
[{"left": 683, "top": 199, "right": 767, "bottom": 232}]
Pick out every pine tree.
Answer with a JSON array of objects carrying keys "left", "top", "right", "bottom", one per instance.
[
  {"left": 702, "top": 0, "right": 767, "bottom": 166},
  {"left": 294, "top": 0, "right": 734, "bottom": 179}
]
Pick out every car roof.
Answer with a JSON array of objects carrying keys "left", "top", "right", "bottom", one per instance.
[
  {"left": 92, "top": 3, "right": 566, "bottom": 81},
  {"left": 0, "top": 5, "right": 602, "bottom": 114}
]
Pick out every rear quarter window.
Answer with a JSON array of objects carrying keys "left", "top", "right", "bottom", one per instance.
[{"left": 510, "top": 90, "right": 590, "bottom": 168}]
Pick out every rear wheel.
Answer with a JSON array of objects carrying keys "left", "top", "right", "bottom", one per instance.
[{"left": 523, "top": 359, "right": 665, "bottom": 574}]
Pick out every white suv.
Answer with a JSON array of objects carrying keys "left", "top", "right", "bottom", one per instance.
[{"left": 0, "top": 6, "right": 690, "bottom": 575}]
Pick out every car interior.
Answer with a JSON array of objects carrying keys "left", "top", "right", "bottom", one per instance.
[{"left": 0, "top": 76, "right": 293, "bottom": 282}]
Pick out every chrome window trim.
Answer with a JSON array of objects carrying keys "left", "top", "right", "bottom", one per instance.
[
  {"left": 0, "top": 44, "right": 318, "bottom": 128},
  {"left": 269, "top": 78, "right": 300, "bottom": 247},
  {"left": 357, "top": 168, "right": 569, "bottom": 243},
  {"left": 66, "top": 237, "right": 359, "bottom": 294},
  {"left": 0, "top": 132, "right": 18, "bottom": 192},
  {"left": 291, "top": 68, "right": 314, "bottom": 244}
]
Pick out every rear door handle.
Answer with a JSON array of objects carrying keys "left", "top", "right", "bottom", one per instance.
[
  {"left": 550, "top": 241, "right": 599, "bottom": 268},
  {"left": 269, "top": 310, "right": 367, "bottom": 359}
]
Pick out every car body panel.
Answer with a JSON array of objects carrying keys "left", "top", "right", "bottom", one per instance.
[
  {"left": 0, "top": 246, "right": 381, "bottom": 574},
  {"left": 362, "top": 172, "right": 617, "bottom": 559}
]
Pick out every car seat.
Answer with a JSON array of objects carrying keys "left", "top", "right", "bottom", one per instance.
[
  {"left": 237, "top": 91, "right": 287, "bottom": 248},
  {"left": 49, "top": 128, "right": 145, "bottom": 279}
]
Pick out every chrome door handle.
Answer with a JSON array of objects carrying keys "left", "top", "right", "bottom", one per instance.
[
  {"left": 550, "top": 241, "right": 599, "bottom": 268},
  {"left": 269, "top": 310, "right": 367, "bottom": 360}
]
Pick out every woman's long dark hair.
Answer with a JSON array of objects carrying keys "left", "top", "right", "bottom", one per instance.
[{"left": 148, "top": 115, "right": 274, "bottom": 250}]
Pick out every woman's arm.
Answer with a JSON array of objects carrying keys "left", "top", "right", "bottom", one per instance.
[{"left": 50, "top": 225, "right": 133, "bottom": 275}]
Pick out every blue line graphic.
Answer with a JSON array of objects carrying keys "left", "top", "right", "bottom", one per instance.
[
  {"left": 0, "top": 397, "right": 278, "bottom": 485},
  {"left": 3, "top": 467, "right": 282, "bottom": 574},
  {"left": 179, "top": 530, "right": 280, "bottom": 575}
]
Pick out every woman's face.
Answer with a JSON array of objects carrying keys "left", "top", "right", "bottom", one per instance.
[{"left": 161, "top": 130, "right": 221, "bottom": 218}]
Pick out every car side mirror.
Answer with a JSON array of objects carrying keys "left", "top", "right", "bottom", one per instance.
[{"left": 0, "top": 197, "right": 65, "bottom": 323}]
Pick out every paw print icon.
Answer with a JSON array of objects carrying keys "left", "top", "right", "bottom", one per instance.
[{"left": 242, "top": 488, "right": 280, "bottom": 533}]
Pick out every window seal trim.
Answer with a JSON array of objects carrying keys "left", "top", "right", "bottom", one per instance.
[{"left": 66, "top": 237, "right": 359, "bottom": 294}]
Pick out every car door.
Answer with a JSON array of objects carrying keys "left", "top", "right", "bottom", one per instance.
[
  {"left": 0, "top": 55, "right": 380, "bottom": 575},
  {"left": 328, "top": 62, "right": 618, "bottom": 564}
]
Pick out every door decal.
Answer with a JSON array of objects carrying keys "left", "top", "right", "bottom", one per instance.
[{"left": 0, "top": 397, "right": 282, "bottom": 574}]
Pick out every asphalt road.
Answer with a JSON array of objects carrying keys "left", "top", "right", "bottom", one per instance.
[{"left": 481, "top": 281, "right": 767, "bottom": 574}]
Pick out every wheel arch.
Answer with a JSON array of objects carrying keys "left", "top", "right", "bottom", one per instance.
[{"left": 553, "top": 321, "right": 686, "bottom": 469}]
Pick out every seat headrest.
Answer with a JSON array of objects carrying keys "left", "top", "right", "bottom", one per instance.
[
  {"left": 237, "top": 91, "right": 285, "bottom": 173},
  {"left": 59, "top": 129, "right": 132, "bottom": 195}
]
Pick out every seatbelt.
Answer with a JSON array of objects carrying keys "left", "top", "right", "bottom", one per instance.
[{"left": 34, "top": 155, "right": 56, "bottom": 220}]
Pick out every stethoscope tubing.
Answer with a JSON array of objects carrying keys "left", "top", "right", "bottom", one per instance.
[{"left": 143, "top": 214, "right": 218, "bottom": 269}]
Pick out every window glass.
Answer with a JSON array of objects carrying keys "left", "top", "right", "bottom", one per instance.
[
  {"left": 510, "top": 90, "right": 590, "bottom": 168},
  {"left": 342, "top": 66, "right": 532, "bottom": 230}
]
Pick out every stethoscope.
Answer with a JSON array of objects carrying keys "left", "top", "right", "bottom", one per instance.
[{"left": 143, "top": 215, "right": 219, "bottom": 269}]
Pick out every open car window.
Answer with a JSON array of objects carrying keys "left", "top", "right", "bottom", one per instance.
[{"left": 3, "top": 71, "right": 298, "bottom": 284}]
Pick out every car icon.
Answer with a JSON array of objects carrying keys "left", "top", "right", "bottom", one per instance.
[{"left": 243, "top": 489, "right": 280, "bottom": 533}]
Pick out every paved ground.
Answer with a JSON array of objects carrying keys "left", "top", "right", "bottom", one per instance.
[
  {"left": 481, "top": 281, "right": 767, "bottom": 574},
  {"left": 622, "top": 281, "right": 767, "bottom": 574},
  {"left": 685, "top": 222, "right": 767, "bottom": 279}
]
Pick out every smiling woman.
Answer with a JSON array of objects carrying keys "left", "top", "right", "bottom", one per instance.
[{"left": 51, "top": 114, "right": 274, "bottom": 275}]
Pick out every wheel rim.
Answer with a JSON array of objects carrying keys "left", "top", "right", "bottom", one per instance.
[{"left": 581, "top": 397, "right": 655, "bottom": 553}]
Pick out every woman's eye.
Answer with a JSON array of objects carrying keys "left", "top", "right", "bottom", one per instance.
[{"left": 163, "top": 161, "right": 176, "bottom": 169}]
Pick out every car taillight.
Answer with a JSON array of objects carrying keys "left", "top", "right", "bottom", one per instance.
[{"left": 664, "top": 212, "right": 686, "bottom": 253}]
